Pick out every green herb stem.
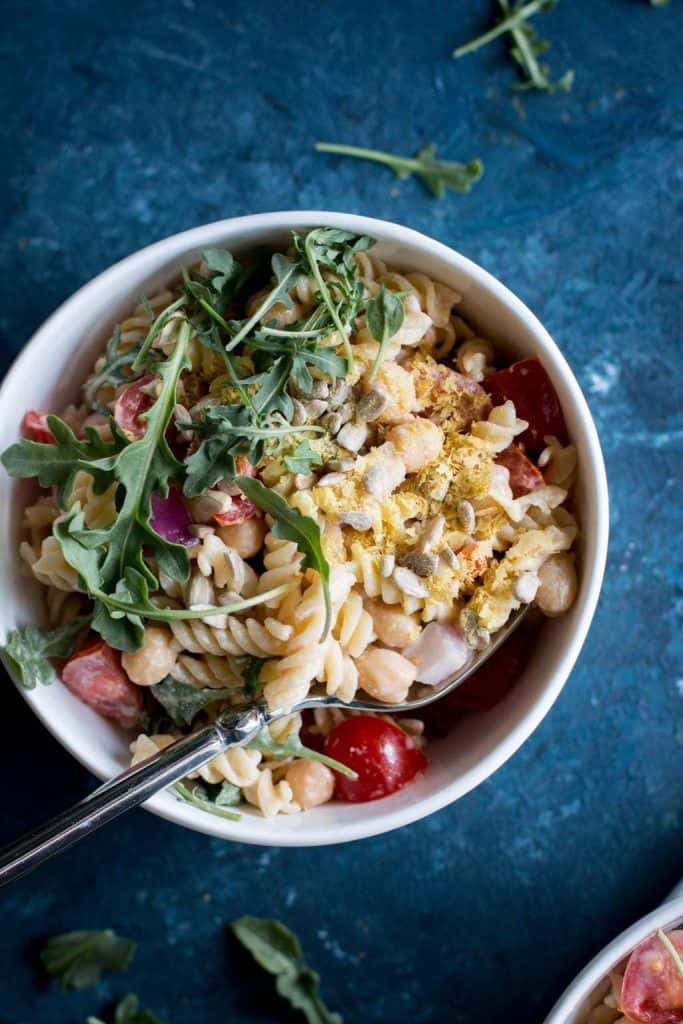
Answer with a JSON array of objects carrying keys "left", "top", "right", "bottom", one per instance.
[
  {"left": 452, "top": 0, "right": 547, "bottom": 56},
  {"left": 101, "top": 582, "right": 295, "bottom": 622},
  {"left": 174, "top": 782, "right": 241, "bottom": 821},
  {"left": 657, "top": 929, "right": 683, "bottom": 980},
  {"left": 304, "top": 231, "right": 355, "bottom": 372},
  {"left": 132, "top": 296, "right": 186, "bottom": 371}
]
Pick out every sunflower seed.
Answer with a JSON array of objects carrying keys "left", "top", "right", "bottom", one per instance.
[
  {"left": 317, "top": 472, "right": 347, "bottom": 488},
  {"left": 310, "top": 380, "right": 330, "bottom": 400},
  {"left": 398, "top": 552, "right": 439, "bottom": 578},
  {"left": 294, "top": 472, "right": 317, "bottom": 490},
  {"left": 417, "top": 515, "right": 445, "bottom": 552},
  {"left": 356, "top": 388, "right": 388, "bottom": 422},
  {"left": 326, "top": 458, "right": 355, "bottom": 473},
  {"left": 337, "top": 421, "right": 368, "bottom": 453},
  {"left": 329, "top": 380, "right": 351, "bottom": 407},
  {"left": 380, "top": 553, "right": 395, "bottom": 577},
  {"left": 392, "top": 566, "right": 429, "bottom": 598},
  {"left": 291, "top": 398, "right": 308, "bottom": 426},
  {"left": 189, "top": 490, "right": 233, "bottom": 523},
  {"left": 338, "top": 511, "right": 373, "bottom": 531},
  {"left": 324, "top": 411, "right": 344, "bottom": 436},
  {"left": 456, "top": 499, "right": 476, "bottom": 533},
  {"left": 441, "top": 545, "right": 460, "bottom": 570},
  {"left": 302, "top": 399, "right": 328, "bottom": 421}
]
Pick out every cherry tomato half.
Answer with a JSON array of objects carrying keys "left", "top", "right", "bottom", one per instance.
[
  {"left": 324, "top": 717, "right": 427, "bottom": 802},
  {"left": 485, "top": 358, "right": 568, "bottom": 454},
  {"left": 22, "top": 410, "right": 56, "bottom": 445},
  {"left": 114, "top": 375, "right": 157, "bottom": 439}
]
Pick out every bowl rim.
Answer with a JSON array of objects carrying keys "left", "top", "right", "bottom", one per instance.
[
  {"left": 543, "top": 884, "right": 683, "bottom": 1023},
  {"left": 0, "top": 210, "right": 610, "bottom": 846}
]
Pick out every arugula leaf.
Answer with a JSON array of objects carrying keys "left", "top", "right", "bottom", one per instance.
[
  {"left": 297, "top": 229, "right": 375, "bottom": 370},
  {"left": 453, "top": 0, "right": 573, "bottom": 94},
  {"left": 366, "top": 284, "right": 405, "bottom": 381},
  {"left": 151, "top": 675, "right": 241, "bottom": 727},
  {"left": 41, "top": 929, "right": 136, "bottom": 990},
  {"left": 231, "top": 917, "right": 342, "bottom": 1024},
  {"left": 235, "top": 476, "right": 331, "bottom": 638},
  {"left": 1, "top": 416, "right": 124, "bottom": 508},
  {"left": 240, "top": 654, "right": 268, "bottom": 697},
  {"left": 87, "top": 993, "right": 163, "bottom": 1024},
  {"left": 3, "top": 616, "right": 92, "bottom": 689},
  {"left": 250, "top": 730, "right": 357, "bottom": 779},
  {"left": 203, "top": 248, "right": 244, "bottom": 297},
  {"left": 174, "top": 780, "right": 241, "bottom": 821},
  {"left": 315, "top": 142, "right": 483, "bottom": 198},
  {"left": 225, "top": 252, "right": 303, "bottom": 354},
  {"left": 83, "top": 327, "right": 144, "bottom": 413},
  {"left": 284, "top": 440, "right": 324, "bottom": 474}
]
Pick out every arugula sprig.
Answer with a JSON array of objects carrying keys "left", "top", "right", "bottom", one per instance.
[
  {"left": 41, "top": 929, "right": 136, "bottom": 990},
  {"left": 231, "top": 917, "right": 342, "bottom": 1024},
  {"left": 174, "top": 780, "right": 242, "bottom": 821},
  {"left": 4, "top": 616, "right": 92, "bottom": 689},
  {"left": 84, "top": 327, "right": 144, "bottom": 413},
  {"left": 453, "top": 0, "right": 574, "bottom": 94},
  {"left": 315, "top": 142, "right": 483, "bottom": 198},
  {"left": 150, "top": 675, "right": 242, "bottom": 727}
]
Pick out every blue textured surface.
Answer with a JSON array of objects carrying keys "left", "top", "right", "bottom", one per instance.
[{"left": 0, "top": 0, "right": 681, "bottom": 1019}]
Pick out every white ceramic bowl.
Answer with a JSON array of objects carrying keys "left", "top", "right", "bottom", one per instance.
[
  {"left": 544, "top": 880, "right": 683, "bottom": 1023},
  {"left": 0, "top": 211, "right": 609, "bottom": 846}
]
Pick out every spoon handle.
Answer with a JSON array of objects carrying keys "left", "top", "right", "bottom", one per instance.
[{"left": 0, "top": 704, "right": 266, "bottom": 887}]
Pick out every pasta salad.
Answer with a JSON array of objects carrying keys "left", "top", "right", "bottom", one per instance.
[
  {"left": 586, "top": 928, "right": 683, "bottom": 1024},
  {"left": 2, "top": 226, "right": 579, "bottom": 820}
]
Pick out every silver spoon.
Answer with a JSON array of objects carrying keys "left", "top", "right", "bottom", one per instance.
[{"left": 0, "top": 608, "right": 527, "bottom": 885}]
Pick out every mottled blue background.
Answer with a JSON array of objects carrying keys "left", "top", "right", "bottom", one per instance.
[{"left": 0, "top": 0, "right": 681, "bottom": 1019}]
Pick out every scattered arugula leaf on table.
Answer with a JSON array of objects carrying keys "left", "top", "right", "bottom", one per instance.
[
  {"left": 3, "top": 616, "right": 91, "bottom": 689},
  {"left": 41, "top": 929, "right": 136, "bottom": 990},
  {"left": 453, "top": 0, "right": 573, "bottom": 94},
  {"left": 87, "top": 992, "right": 163, "bottom": 1024},
  {"left": 315, "top": 142, "right": 483, "bottom": 198},
  {"left": 231, "top": 917, "right": 342, "bottom": 1024}
]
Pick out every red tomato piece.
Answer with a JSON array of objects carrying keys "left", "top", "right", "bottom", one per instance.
[
  {"left": 485, "top": 358, "right": 568, "bottom": 455},
  {"left": 299, "top": 709, "right": 326, "bottom": 754},
  {"left": 21, "top": 410, "right": 56, "bottom": 445},
  {"left": 620, "top": 930, "right": 683, "bottom": 1024},
  {"left": 496, "top": 444, "right": 545, "bottom": 498},
  {"left": 213, "top": 496, "right": 258, "bottom": 526},
  {"left": 324, "top": 717, "right": 427, "bottom": 802},
  {"left": 213, "top": 458, "right": 259, "bottom": 525},
  {"left": 61, "top": 637, "right": 142, "bottom": 728},
  {"left": 114, "top": 375, "right": 157, "bottom": 439}
]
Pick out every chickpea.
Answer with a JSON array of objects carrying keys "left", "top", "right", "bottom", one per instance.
[
  {"left": 122, "top": 626, "right": 179, "bottom": 686},
  {"left": 386, "top": 417, "right": 444, "bottom": 473},
  {"left": 365, "top": 599, "right": 421, "bottom": 649},
  {"left": 217, "top": 515, "right": 267, "bottom": 559},
  {"left": 356, "top": 646, "right": 417, "bottom": 703},
  {"left": 285, "top": 759, "right": 335, "bottom": 809},
  {"left": 363, "top": 362, "right": 417, "bottom": 424},
  {"left": 535, "top": 553, "right": 578, "bottom": 617}
]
